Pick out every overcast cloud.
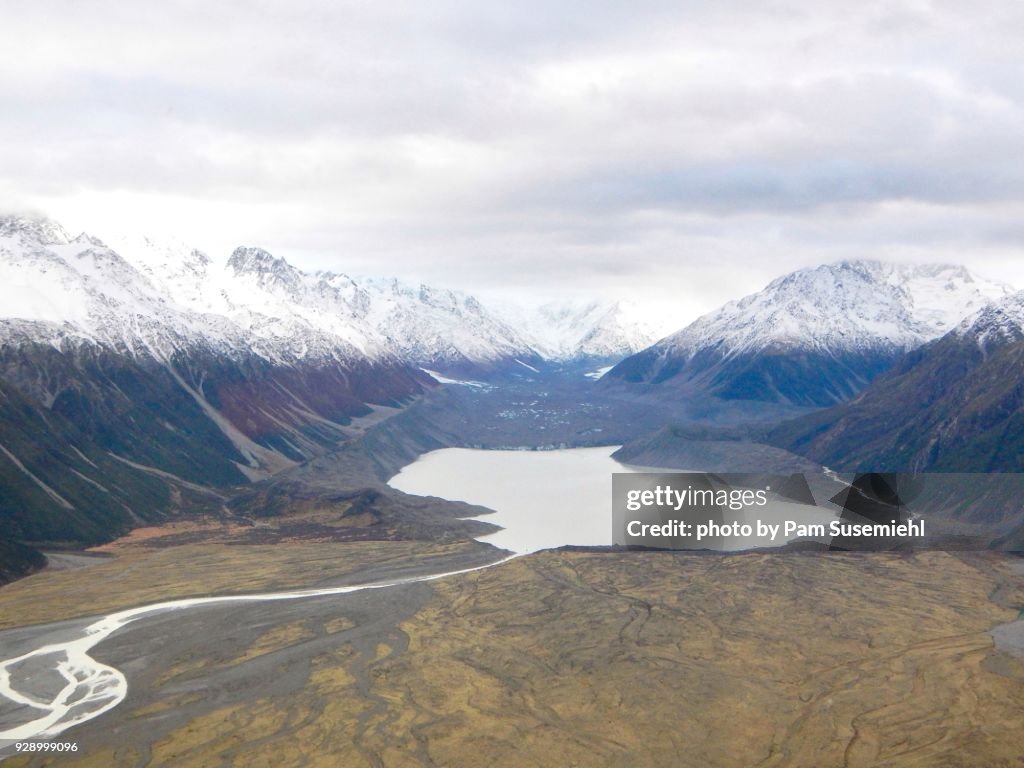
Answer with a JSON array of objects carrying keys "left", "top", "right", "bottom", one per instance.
[{"left": 3, "top": 0, "right": 1024, "bottom": 325}]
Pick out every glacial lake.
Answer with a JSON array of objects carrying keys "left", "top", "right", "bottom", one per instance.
[
  {"left": 388, "top": 446, "right": 839, "bottom": 554},
  {"left": 389, "top": 446, "right": 632, "bottom": 554}
]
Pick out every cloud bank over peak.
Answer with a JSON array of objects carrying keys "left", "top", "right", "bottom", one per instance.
[{"left": 3, "top": 0, "right": 1024, "bottom": 324}]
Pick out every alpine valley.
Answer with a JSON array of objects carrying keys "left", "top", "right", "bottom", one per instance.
[
  {"left": 4, "top": 214, "right": 1024, "bottom": 768},
  {"left": 0, "top": 215, "right": 668, "bottom": 574},
  {"left": 1, "top": 214, "right": 1021, "bottom": 578}
]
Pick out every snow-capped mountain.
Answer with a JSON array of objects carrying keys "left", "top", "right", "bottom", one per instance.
[
  {"left": 952, "top": 289, "right": 1024, "bottom": 351},
  {"left": 113, "top": 236, "right": 540, "bottom": 374},
  {"left": 652, "top": 261, "right": 1010, "bottom": 358},
  {"left": 0, "top": 213, "right": 558, "bottom": 565},
  {"left": 604, "top": 260, "right": 1012, "bottom": 406},
  {"left": 772, "top": 288, "right": 1024, "bottom": 472},
  {"left": 496, "top": 300, "right": 670, "bottom": 362},
  {"left": 0, "top": 218, "right": 274, "bottom": 362},
  {"left": 0, "top": 212, "right": 552, "bottom": 506},
  {"left": 0, "top": 215, "right": 432, "bottom": 507},
  {"left": 345, "top": 276, "right": 541, "bottom": 374},
  {"left": 2, "top": 214, "right": 655, "bottom": 378}
]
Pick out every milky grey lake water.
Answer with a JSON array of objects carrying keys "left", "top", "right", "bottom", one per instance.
[
  {"left": 389, "top": 446, "right": 841, "bottom": 555},
  {"left": 389, "top": 446, "right": 635, "bottom": 554}
]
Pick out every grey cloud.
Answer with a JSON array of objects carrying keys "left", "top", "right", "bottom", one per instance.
[{"left": 3, "top": 0, "right": 1024, "bottom": 324}]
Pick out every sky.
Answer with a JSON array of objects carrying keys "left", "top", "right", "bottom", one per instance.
[{"left": 3, "top": 0, "right": 1024, "bottom": 327}]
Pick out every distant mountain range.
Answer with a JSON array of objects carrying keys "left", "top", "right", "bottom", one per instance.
[
  {"left": 1, "top": 216, "right": 664, "bottom": 373},
  {"left": 120, "top": 237, "right": 545, "bottom": 376},
  {"left": 603, "top": 260, "right": 1011, "bottom": 406},
  {"left": 770, "top": 290, "right": 1024, "bottom": 472},
  {"left": 494, "top": 300, "right": 672, "bottom": 362}
]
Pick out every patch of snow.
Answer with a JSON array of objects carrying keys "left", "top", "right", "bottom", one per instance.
[
  {"left": 954, "top": 289, "right": 1024, "bottom": 352},
  {"left": 420, "top": 368, "right": 489, "bottom": 388}
]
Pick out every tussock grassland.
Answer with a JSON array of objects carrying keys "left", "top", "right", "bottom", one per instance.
[
  {"left": 15, "top": 549, "right": 1024, "bottom": 768},
  {"left": 0, "top": 534, "right": 486, "bottom": 630}
]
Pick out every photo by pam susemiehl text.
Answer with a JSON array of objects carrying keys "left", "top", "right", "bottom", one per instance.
[{"left": 613, "top": 472, "right": 933, "bottom": 551}]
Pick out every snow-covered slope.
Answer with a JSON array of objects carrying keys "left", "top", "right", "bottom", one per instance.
[
  {"left": 497, "top": 300, "right": 669, "bottom": 362},
  {"left": 350, "top": 277, "right": 540, "bottom": 373},
  {"left": 0, "top": 220, "right": 279, "bottom": 362},
  {"left": 605, "top": 260, "right": 1012, "bottom": 406},
  {"left": 659, "top": 261, "right": 1010, "bottom": 358},
  {"left": 111, "top": 236, "right": 539, "bottom": 374},
  {"left": 953, "top": 289, "right": 1024, "bottom": 351},
  {"left": 3, "top": 215, "right": 655, "bottom": 372}
]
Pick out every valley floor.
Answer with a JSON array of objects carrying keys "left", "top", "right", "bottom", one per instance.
[
  {"left": 2, "top": 537, "right": 1024, "bottom": 767},
  {"left": 3, "top": 373, "right": 1023, "bottom": 766}
]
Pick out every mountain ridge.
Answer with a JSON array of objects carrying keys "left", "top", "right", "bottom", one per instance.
[
  {"left": 602, "top": 259, "right": 1012, "bottom": 406},
  {"left": 493, "top": 299, "right": 669, "bottom": 363}
]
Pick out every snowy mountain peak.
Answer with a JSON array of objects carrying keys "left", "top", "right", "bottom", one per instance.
[
  {"left": 605, "top": 259, "right": 1015, "bottom": 406},
  {"left": 665, "top": 259, "right": 1012, "bottom": 358},
  {"left": 227, "top": 246, "right": 306, "bottom": 299},
  {"left": 0, "top": 214, "right": 73, "bottom": 245},
  {"left": 71, "top": 232, "right": 108, "bottom": 248},
  {"left": 228, "top": 246, "right": 291, "bottom": 276},
  {"left": 494, "top": 298, "right": 670, "bottom": 361},
  {"left": 416, "top": 283, "right": 458, "bottom": 312},
  {"left": 955, "top": 289, "right": 1024, "bottom": 351},
  {"left": 190, "top": 248, "right": 212, "bottom": 268},
  {"left": 0, "top": 215, "right": 664, "bottom": 373}
]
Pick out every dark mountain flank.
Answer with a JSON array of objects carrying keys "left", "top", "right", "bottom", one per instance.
[{"left": 770, "top": 292, "right": 1024, "bottom": 472}]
